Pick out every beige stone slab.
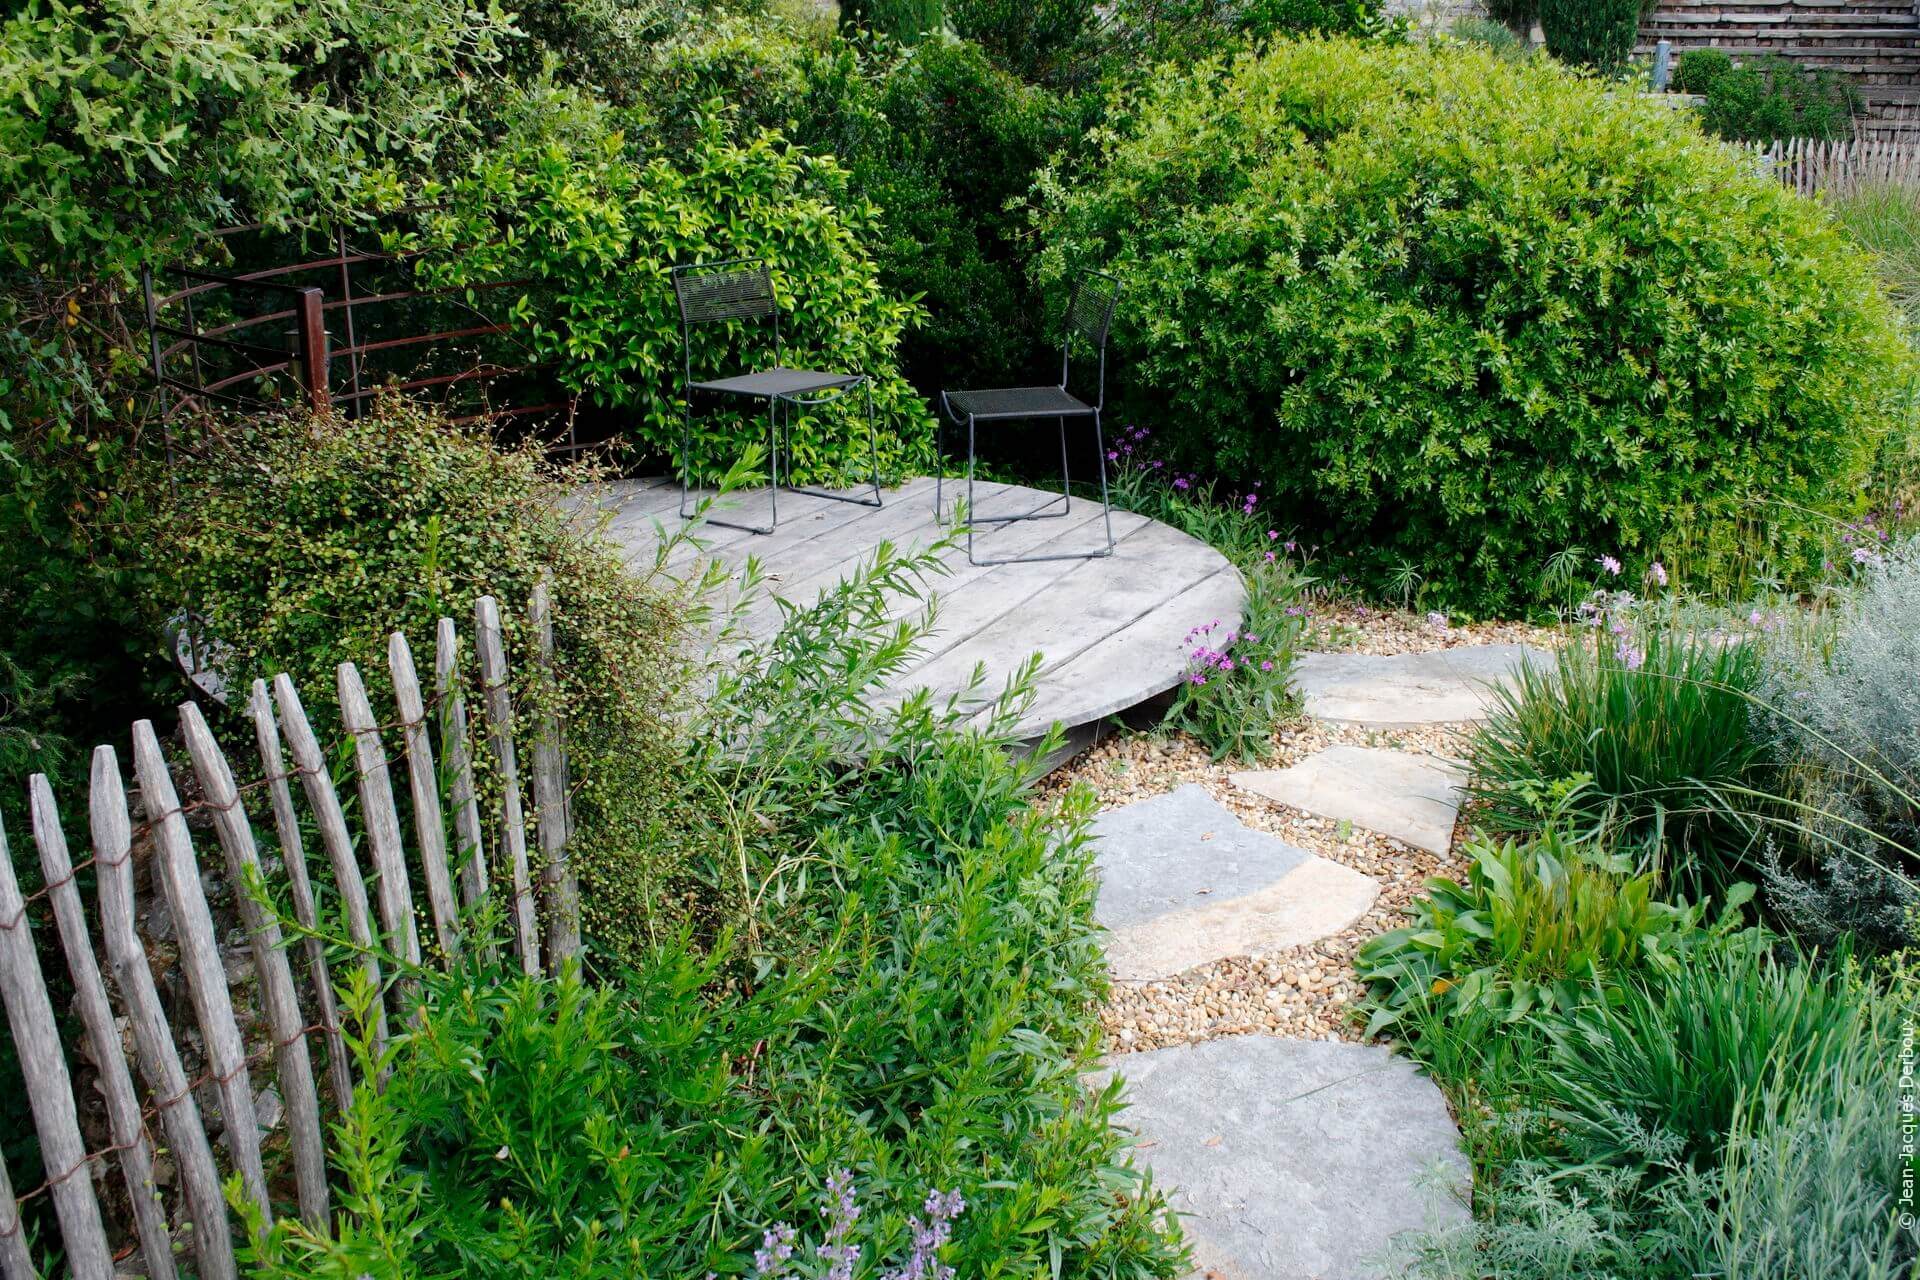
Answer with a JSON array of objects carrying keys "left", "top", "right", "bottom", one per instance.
[{"left": 1232, "top": 746, "right": 1467, "bottom": 855}]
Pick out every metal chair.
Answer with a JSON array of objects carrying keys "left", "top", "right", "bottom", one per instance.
[
  {"left": 936, "top": 271, "right": 1119, "bottom": 566},
  {"left": 674, "top": 258, "right": 882, "bottom": 534}
]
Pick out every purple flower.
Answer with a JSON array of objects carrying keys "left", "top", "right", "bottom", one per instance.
[
  {"left": 1598, "top": 554, "right": 1622, "bottom": 577},
  {"left": 1425, "top": 611, "right": 1449, "bottom": 632},
  {"left": 1259, "top": 660, "right": 1274, "bottom": 672},
  {"left": 755, "top": 1224, "right": 797, "bottom": 1277},
  {"left": 1646, "top": 561, "right": 1667, "bottom": 588},
  {"left": 1173, "top": 476, "right": 1190, "bottom": 491},
  {"left": 817, "top": 1170, "right": 862, "bottom": 1280},
  {"left": 1853, "top": 546, "right": 1883, "bottom": 567},
  {"left": 1615, "top": 642, "right": 1645, "bottom": 671}
]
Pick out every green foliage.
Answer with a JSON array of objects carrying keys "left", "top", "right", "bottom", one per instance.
[
  {"left": 234, "top": 552, "right": 1188, "bottom": 1277},
  {"left": 1482, "top": 0, "right": 1536, "bottom": 35},
  {"left": 1162, "top": 557, "right": 1309, "bottom": 762},
  {"left": 1538, "top": 0, "right": 1639, "bottom": 74},
  {"left": 1105, "top": 0, "right": 1386, "bottom": 65},
  {"left": 1759, "top": 537, "right": 1920, "bottom": 946},
  {"left": 129, "top": 399, "right": 694, "bottom": 952},
  {"left": 1669, "top": 48, "right": 1733, "bottom": 95},
  {"left": 1038, "top": 37, "right": 1916, "bottom": 614},
  {"left": 946, "top": 0, "right": 1103, "bottom": 82},
  {"left": 1470, "top": 611, "right": 1767, "bottom": 890},
  {"left": 0, "top": 0, "right": 515, "bottom": 279},
  {"left": 1450, "top": 17, "right": 1531, "bottom": 59},
  {"left": 1676, "top": 52, "right": 1861, "bottom": 143},
  {"left": 840, "top": 0, "right": 942, "bottom": 44},
  {"left": 1355, "top": 827, "right": 1752, "bottom": 1035},
  {"left": 1831, "top": 182, "right": 1920, "bottom": 331},
  {"left": 1544, "top": 942, "right": 1876, "bottom": 1171},
  {"left": 415, "top": 95, "right": 932, "bottom": 484}
]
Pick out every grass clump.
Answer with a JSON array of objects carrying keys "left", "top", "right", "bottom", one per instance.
[{"left": 1469, "top": 608, "right": 1768, "bottom": 892}]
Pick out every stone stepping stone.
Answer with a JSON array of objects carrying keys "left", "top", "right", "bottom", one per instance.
[
  {"left": 1108, "top": 1034, "right": 1470, "bottom": 1279},
  {"left": 1231, "top": 747, "right": 1467, "bottom": 855},
  {"left": 1294, "top": 643, "right": 1552, "bottom": 727},
  {"left": 1091, "top": 785, "right": 1378, "bottom": 981}
]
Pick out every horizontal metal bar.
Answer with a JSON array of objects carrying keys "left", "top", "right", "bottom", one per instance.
[{"left": 150, "top": 322, "right": 289, "bottom": 362}]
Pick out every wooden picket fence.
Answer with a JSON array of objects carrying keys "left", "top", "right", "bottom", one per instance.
[
  {"left": 0, "top": 588, "right": 581, "bottom": 1280},
  {"left": 1755, "top": 134, "right": 1920, "bottom": 198}
]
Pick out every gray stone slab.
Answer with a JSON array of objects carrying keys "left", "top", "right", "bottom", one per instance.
[
  {"left": 1231, "top": 747, "right": 1466, "bottom": 855},
  {"left": 1109, "top": 1035, "right": 1470, "bottom": 1280},
  {"left": 1294, "top": 644, "right": 1551, "bottom": 727},
  {"left": 1091, "top": 786, "right": 1378, "bottom": 980}
]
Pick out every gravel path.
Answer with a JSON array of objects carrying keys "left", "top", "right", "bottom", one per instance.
[{"left": 1045, "top": 604, "right": 1542, "bottom": 1054}]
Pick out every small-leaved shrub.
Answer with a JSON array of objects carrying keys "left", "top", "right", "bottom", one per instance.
[
  {"left": 131, "top": 399, "right": 694, "bottom": 954},
  {"left": 1036, "top": 38, "right": 1914, "bottom": 613},
  {"left": 1538, "top": 0, "right": 1640, "bottom": 74},
  {"left": 1676, "top": 51, "right": 1862, "bottom": 142}
]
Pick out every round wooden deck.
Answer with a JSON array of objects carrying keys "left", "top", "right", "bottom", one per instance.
[{"left": 587, "top": 477, "right": 1245, "bottom": 743}]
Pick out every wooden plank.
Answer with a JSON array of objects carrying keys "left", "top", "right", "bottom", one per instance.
[
  {"left": 131, "top": 719, "right": 271, "bottom": 1220},
  {"left": 433, "top": 619, "right": 491, "bottom": 920},
  {"left": 729, "top": 479, "right": 1004, "bottom": 638},
  {"left": 474, "top": 595, "right": 541, "bottom": 975},
  {"left": 526, "top": 580, "right": 579, "bottom": 966},
  {"left": 271, "top": 675, "right": 391, "bottom": 1066},
  {"left": 0, "top": 1134, "right": 37, "bottom": 1280},
  {"left": 27, "top": 777, "right": 177, "bottom": 1280},
  {"left": 248, "top": 679, "right": 352, "bottom": 1110},
  {"left": 388, "top": 633, "right": 460, "bottom": 956},
  {"left": 0, "top": 812, "right": 112, "bottom": 1279},
  {"left": 989, "top": 566, "right": 1246, "bottom": 738},
  {"left": 336, "top": 664, "right": 423, "bottom": 987},
  {"left": 886, "top": 519, "right": 1221, "bottom": 717},
  {"left": 878, "top": 510, "right": 1153, "bottom": 682},
  {"left": 178, "top": 704, "right": 330, "bottom": 1227},
  {"left": 91, "top": 748, "right": 237, "bottom": 1280}
]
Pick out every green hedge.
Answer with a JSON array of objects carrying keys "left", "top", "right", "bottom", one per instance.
[
  {"left": 416, "top": 85, "right": 932, "bottom": 485},
  {"left": 1037, "top": 38, "right": 1914, "bottom": 613}
]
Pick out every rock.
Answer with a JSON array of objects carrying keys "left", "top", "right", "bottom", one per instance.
[
  {"left": 1231, "top": 747, "right": 1467, "bottom": 856},
  {"left": 1106, "top": 1034, "right": 1471, "bottom": 1279},
  {"left": 1292, "top": 644, "right": 1551, "bottom": 727},
  {"left": 1091, "top": 786, "right": 1378, "bottom": 981}
]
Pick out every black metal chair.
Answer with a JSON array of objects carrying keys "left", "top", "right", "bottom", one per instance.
[
  {"left": 674, "top": 258, "right": 882, "bottom": 534},
  {"left": 936, "top": 272, "right": 1119, "bottom": 566}
]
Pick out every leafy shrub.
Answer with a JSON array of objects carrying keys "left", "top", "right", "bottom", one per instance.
[
  {"left": 415, "top": 88, "right": 932, "bottom": 484},
  {"left": 1036, "top": 37, "right": 1913, "bottom": 613},
  {"left": 1470, "top": 611, "right": 1767, "bottom": 890},
  {"left": 947, "top": 0, "right": 1103, "bottom": 82},
  {"left": 1760, "top": 537, "right": 1920, "bottom": 946},
  {"left": 1670, "top": 47, "right": 1733, "bottom": 95},
  {"left": 1676, "top": 51, "right": 1861, "bottom": 142},
  {"left": 1104, "top": 0, "right": 1386, "bottom": 68},
  {"left": 238, "top": 554, "right": 1187, "bottom": 1277},
  {"left": 1482, "top": 0, "right": 1537, "bottom": 36},
  {"left": 1356, "top": 828, "right": 1752, "bottom": 1035},
  {"left": 840, "top": 0, "right": 942, "bottom": 44},
  {"left": 130, "top": 398, "right": 694, "bottom": 954},
  {"left": 1538, "top": 0, "right": 1640, "bottom": 74}
]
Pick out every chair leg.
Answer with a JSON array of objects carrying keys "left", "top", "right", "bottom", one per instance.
[
  {"left": 1058, "top": 415, "right": 1073, "bottom": 516},
  {"left": 965, "top": 412, "right": 1115, "bottom": 567},
  {"left": 781, "top": 379, "right": 884, "bottom": 510},
  {"left": 678, "top": 394, "right": 696, "bottom": 521}
]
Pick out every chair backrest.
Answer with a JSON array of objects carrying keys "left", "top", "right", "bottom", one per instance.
[
  {"left": 1060, "top": 270, "right": 1119, "bottom": 408},
  {"left": 672, "top": 259, "right": 781, "bottom": 383}
]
